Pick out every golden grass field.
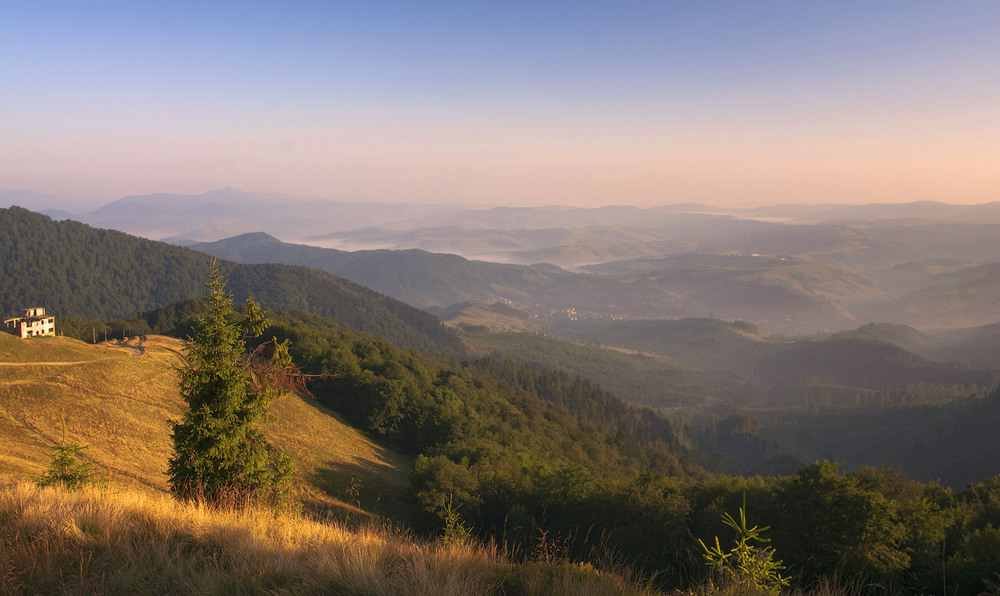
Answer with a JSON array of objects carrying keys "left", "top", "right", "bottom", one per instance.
[
  {"left": 0, "top": 333, "right": 411, "bottom": 517},
  {"left": 0, "top": 479, "right": 653, "bottom": 595}
]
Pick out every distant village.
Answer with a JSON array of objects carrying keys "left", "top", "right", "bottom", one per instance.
[{"left": 2, "top": 307, "right": 55, "bottom": 338}]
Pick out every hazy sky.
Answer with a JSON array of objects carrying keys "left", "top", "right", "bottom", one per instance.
[{"left": 2, "top": 2, "right": 998, "bottom": 208}]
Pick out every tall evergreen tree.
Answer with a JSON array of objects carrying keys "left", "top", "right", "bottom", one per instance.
[{"left": 168, "top": 263, "right": 296, "bottom": 506}]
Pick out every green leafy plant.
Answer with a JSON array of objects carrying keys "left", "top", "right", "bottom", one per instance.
[
  {"left": 35, "top": 415, "right": 103, "bottom": 490},
  {"left": 441, "top": 494, "right": 471, "bottom": 545},
  {"left": 698, "top": 500, "right": 789, "bottom": 595}
]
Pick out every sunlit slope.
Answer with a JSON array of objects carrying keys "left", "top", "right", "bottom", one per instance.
[
  {"left": 0, "top": 334, "right": 410, "bottom": 513},
  {"left": 0, "top": 479, "right": 651, "bottom": 596},
  {"left": 430, "top": 301, "right": 536, "bottom": 332}
]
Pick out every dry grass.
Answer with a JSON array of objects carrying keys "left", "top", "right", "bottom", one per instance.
[
  {"left": 0, "top": 334, "right": 411, "bottom": 516},
  {"left": 0, "top": 478, "right": 653, "bottom": 595}
]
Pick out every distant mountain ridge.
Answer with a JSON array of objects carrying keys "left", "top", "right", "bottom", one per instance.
[
  {"left": 191, "top": 231, "right": 870, "bottom": 332},
  {"left": 70, "top": 188, "right": 461, "bottom": 243}
]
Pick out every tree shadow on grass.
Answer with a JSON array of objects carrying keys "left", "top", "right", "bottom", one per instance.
[{"left": 306, "top": 461, "right": 421, "bottom": 526}]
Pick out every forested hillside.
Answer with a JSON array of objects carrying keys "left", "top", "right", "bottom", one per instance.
[
  {"left": 17, "top": 300, "right": 1000, "bottom": 593},
  {"left": 463, "top": 330, "right": 742, "bottom": 407},
  {"left": 0, "top": 207, "right": 459, "bottom": 354},
  {"left": 551, "top": 317, "right": 998, "bottom": 407},
  {"left": 747, "top": 391, "right": 1000, "bottom": 489}
]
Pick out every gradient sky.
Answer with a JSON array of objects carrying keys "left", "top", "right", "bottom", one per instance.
[{"left": 1, "top": 1, "right": 998, "bottom": 208}]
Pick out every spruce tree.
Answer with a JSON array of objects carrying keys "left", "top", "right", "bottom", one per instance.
[
  {"left": 36, "top": 415, "right": 103, "bottom": 490},
  {"left": 168, "top": 263, "right": 295, "bottom": 507}
]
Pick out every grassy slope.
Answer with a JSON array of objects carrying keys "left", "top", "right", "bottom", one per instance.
[
  {"left": 434, "top": 302, "right": 537, "bottom": 332},
  {"left": 0, "top": 333, "right": 412, "bottom": 517},
  {"left": 0, "top": 479, "right": 652, "bottom": 596}
]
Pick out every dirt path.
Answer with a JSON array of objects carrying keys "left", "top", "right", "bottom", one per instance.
[
  {"left": 0, "top": 359, "right": 119, "bottom": 366},
  {"left": 1, "top": 338, "right": 146, "bottom": 365}
]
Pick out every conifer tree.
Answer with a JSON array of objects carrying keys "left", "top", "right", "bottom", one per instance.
[
  {"left": 168, "top": 263, "right": 296, "bottom": 507},
  {"left": 36, "top": 414, "right": 103, "bottom": 490}
]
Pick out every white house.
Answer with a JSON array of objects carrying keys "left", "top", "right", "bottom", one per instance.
[{"left": 3, "top": 307, "right": 56, "bottom": 338}]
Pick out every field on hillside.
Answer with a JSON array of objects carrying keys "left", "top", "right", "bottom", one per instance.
[{"left": 0, "top": 334, "right": 412, "bottom": 517}]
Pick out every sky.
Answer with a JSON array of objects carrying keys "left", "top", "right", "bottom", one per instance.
[{"left": 1, "top": 1, "right": 999, "bottom": 209}]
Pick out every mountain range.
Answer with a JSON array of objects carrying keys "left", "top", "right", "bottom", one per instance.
[{"left": 6, "top": 188, "right": 1000, "bottom": 333}]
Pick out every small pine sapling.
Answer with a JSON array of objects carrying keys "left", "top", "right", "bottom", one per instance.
[
  {"left": 698, "top": 498, "right": 789, "bottom": 595},
  {"left": 441, "top": 495, "right": 471, "bottom": 545},
  {"left": 35, "top": 415, "right": 103, "bottom": 490}
]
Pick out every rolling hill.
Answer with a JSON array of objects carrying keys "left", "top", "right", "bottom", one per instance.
[
  {"left": 461, "top": 329, "right": 743, "bottom": 407},
  {"left": 548, "top": 317, "right": 998, "bottom": 406},
  {"left": 549, "top": 317, "right": 768, "bottom": 378},
  {"left": 0, "top": 207, "right": 460, "bottom": 354},
  {"left": 922, "top": 322, "right": 1000, "bottom": 368},
  {"left": 869, "top": 262, "right": 1000, "bottom": 328},
  {"left": 754, "top": 338, "right": 997, "bottom": 397},
  {"left": 582, "top": 253, "right": 877, "bottom": 331},
  {"left": 190, "top": 231, "right": 695, "bottom": 319}
]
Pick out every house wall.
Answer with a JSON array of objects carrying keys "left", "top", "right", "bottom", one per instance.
[
  {"left": 19, "top": 317, "right": 55, "bottom": 338},
  {"left": 3, "top": 308, "right": 55, "bottom": 338}
]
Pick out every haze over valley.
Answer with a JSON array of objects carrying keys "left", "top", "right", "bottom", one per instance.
[{"left": 10, "top": 187, "right": 1000, "bottom": 336}]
